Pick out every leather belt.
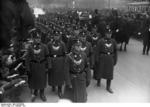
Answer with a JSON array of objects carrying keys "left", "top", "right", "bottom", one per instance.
[
  {"left": 49, "top": 55, "right": 64, "bottom": 58},
  {"left": 30, "top": 59, "right": 46, "bottom": 63},
  {"left": 70, "top": 71, "right": 84, "bottom": 75},
  {"left": 100, "top": 52, "right": 113, "bottom": 55}
]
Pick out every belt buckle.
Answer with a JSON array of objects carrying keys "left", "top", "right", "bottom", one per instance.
[
  {"left": 54, "top": 55, "right": 57, "bottom": 57},
  {"left": 107, "top": 52, "right": 110, "bottom": 55},
  {"left": 72, "top": 74, "right": 77, "bottom": 78},
  {"left": 77, "top": 71, "right": 80, "bottom": 73}
]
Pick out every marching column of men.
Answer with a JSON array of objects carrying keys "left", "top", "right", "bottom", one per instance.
[{"left": 23, "top": 20, "right": 118, "bottom": 102}]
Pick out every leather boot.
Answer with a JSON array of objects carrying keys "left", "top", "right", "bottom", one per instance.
[
  {"left": 31, "top": 90, "right": 38, "bottom": 102},
  {"left": 58, "top": 86, "right": 62, "bottom": 98},
  {"left": 106, "top": 79, "right": 113, "bottom": 94},
  {"left": 40, "top": 89, "right": 47, "bottom": 102},
  {"left": 97, "top": 79, "right": 101, "bottom": 87},
  {"left": 52, "top": 86, "right": 56, "bottom": 92}
]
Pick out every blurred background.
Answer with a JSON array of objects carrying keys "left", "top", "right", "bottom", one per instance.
[
  {"left": 27, "top": 0, "right": 150, "bottom": 13},
  {"left": 26, "top": 0, "right": 136, "bottom": 9}
]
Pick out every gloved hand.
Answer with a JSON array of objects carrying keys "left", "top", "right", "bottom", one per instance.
[
  {"left": 86, "top": 81, "right": 90, "bottom": 87},
  {"left": 26, "top": 71, "right": 32, "bottom": 78},
  {"left": 46, "top": 68, "right": 51, "bottom": 73},
  {"left": 90, "top": 69, "right": 94, "bottom": 72},
  {"left": 66, "top": 84, "right": 72, "bottom": 89},
  {"left": 0, "top": 87, "right": 4, "bottom": 95}
]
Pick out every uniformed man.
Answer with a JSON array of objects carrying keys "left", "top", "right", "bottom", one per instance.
[
  {"left": 87, "top": 26, "right": 102, "bottom": 46},
  {"left": 64, "top": 41, "right": 91, "bottom": 102},
  {"left": 25, "top": 30, "right": 50, "bottom": 102},
  {"left": 79, "top": 31, "right": 93, "bottom": 69},
  {"left": 142, "top": 23, "right": 150, "bottom": 55},
  {"left": 98, "top": 19, "right": 107, "bottom": 37},
  {"left": 87, "top": 27, "right": 102, "bottom": 79},
  {"left": 47, "top": 30, "right": 67, "bottom": 98},
  {"left": 92, "top": 9, "right": 99, "bottom": 28},
  {"left": 94, "top": 29, "right": 117, "bottom": 94},
  {"left": 67, "top": 26, "right": 80, "bottom": 53},
  {"left": 61, "top": 29, "right": 72, "bottom": 46},
  {"left": 0, "top": 55, "right": 10, "bottom": 100}
]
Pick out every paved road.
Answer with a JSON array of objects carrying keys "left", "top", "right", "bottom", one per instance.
[{"left": 87, "top": 39, "right": 150, "bottom": 103}]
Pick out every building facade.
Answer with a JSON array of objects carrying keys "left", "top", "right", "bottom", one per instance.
[{"left": 127, "top": 0, "right": 150, "bottom": 12}]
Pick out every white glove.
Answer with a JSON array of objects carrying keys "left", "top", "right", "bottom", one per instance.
[
  {"left": 7, "top": 74, "right": 19, "bottom": 79},
  {"left": 138, "top": 32, "right": 141, "bottom": 35},
  {"left": 15, "top": 80, "right": 26, "bottom": 87},
  {"left": 14, "top": 63, "right": 23, "bottom": 71},
  {"left": 116, "top": 29, "right": 119, "bottom": 32}
]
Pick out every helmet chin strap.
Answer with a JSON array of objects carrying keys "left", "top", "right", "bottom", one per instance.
[
  {"left": 73, "top": 50, "right": 79, "bottom": 55},
  {"left": 73, "top": 48, "right": 81, "bottom": 56},
  {"left": 34, "top": 40, "right": 40, "bottom": 45},
  {"left": 33, "top": 49, "right": 41, "bottom": 54},
  {"left": 80, "top": 39, "right": 86, "bottom": 45},
  {"left": 105, "top": 36, "right": 111, "bottom": 39}
]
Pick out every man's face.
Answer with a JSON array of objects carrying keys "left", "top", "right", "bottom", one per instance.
[
  {"left": 74, "top": 30, "right": 79, "bottom": 36},
  {"left": 54, "top": 35, "right": 60, "bottom": 41},
  {"left": 92, "top": 28, "right": 97, "bottom": 33},
  {"left": 74, "top": 45, "right": 81, "bottom": 53},
  {"left": 83, "top": 26, "right": 87, "bottom": 30},
  {"left": 105, "top": 33, "right": 112, "bottom": 39},
  {"left": 80, "top": 36, "right": 86, "bottom": 42},
  {"left": 34, "top": 38, "right": 41, "bottom": 43}
]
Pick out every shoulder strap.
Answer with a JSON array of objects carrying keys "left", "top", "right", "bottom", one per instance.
[{"left": 67, "top": 52, "right": 74, "bottom": 62}]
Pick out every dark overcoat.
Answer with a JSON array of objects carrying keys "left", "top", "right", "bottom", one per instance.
[
  {"left": 47, "top": 41, "right": 66, "bottom": 86},
  {"left": 94, "top": 38, "right": 117, "bottom": 80},
  {"left": 87, "top": 32, "right": 102, "bottom": 67},
  {"left": 80, "top": 41, "right": 93, "bottom": 68},
  {"left": 26, "top": 43, "right": 50, "bottom": 89},
  {"left": 143, "top": 26, "right": 150, "bottom": 46},
  {"left": 64, "top": 52, "right": 91, "bottom": 102}
]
